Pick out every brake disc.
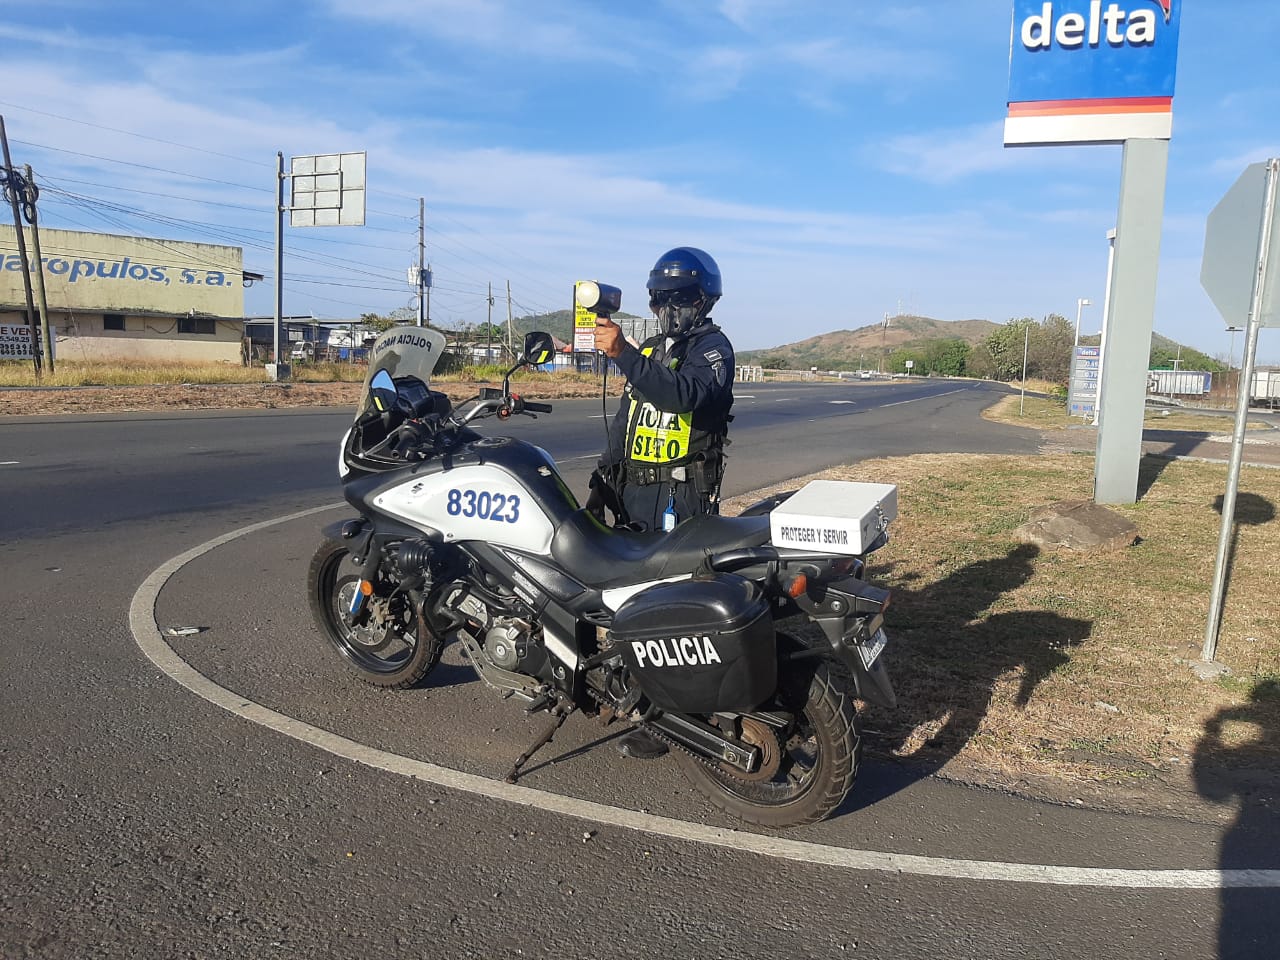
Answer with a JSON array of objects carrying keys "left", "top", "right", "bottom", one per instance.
[{"left": 336, "top": 583, "right": 397, "bottom": 652}]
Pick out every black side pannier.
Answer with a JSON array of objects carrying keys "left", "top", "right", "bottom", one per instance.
[{"left": 612, "top": 574, "right": 775, "bottom": 714}]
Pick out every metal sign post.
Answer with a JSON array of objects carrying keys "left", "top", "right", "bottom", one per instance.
[
  {"left": 271, "top": 150, "right": 368, "bottom": 380},
  {"left": 1093, "top": 137, "right": 1170, "bottom": 503},
  {"left": 1200, "top": 158, "right": 1280, "bottom": 665}
]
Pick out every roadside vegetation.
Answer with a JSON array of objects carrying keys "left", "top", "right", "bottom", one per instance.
[{"left": 0, "top": 359, "right": 605, "bottom": 390}]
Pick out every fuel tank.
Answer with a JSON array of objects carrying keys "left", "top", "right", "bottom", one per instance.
[{"left": 346, "top": 436, "right": 581, "bottom": 554}]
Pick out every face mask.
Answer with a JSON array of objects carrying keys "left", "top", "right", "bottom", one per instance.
[
  {"left": 656, "top": 302, "right": 703, "bottom": 337},
  {"left": 652, "top": 289, "right": 709, "bottom": 337}
]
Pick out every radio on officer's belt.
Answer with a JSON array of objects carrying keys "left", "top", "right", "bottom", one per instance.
[{"left": 576, "top": 281, "right": 622, "bottom": 319}]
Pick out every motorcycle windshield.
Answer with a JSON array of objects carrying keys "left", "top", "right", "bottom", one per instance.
[{"left": 356, "top": 325, "right": 448, "bottom": 421}]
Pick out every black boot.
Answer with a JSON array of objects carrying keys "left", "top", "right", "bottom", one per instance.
[{"left": 617, "top": 728, "right": 668, "bottom": 760}]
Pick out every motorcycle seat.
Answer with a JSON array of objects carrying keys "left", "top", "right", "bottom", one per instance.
[{"left": 550, "top": 510, "right": 772, "bottom": 590}]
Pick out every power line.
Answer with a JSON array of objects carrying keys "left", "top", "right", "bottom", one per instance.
[
  {"left": 13, "top": 139, "right": 272, "bottom": 193},
  {"left": 9, "top": 129, "right": 564, "bottom": 318},
  {"left": 0, "top": 100, "right": 266, "bottom": 167}
]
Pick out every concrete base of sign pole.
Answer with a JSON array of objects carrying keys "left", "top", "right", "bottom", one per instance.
[{"left": 266, "top": 363, "right": 292, "bottom": 382}]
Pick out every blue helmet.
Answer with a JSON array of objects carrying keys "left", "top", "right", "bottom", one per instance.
[{"left": 646, "top": 247, "right": 721, "bottom": 335}]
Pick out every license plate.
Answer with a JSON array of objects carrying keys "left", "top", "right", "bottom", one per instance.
[{"left": 856, "top": 627, "right": 889, "bottom": 670}]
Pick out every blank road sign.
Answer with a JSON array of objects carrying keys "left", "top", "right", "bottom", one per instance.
[
  {"left": 290, "top": 152, "right": 366, "bottom": 227},
  {"left": 1202, "top": 160, "right": 1280, "bottom": 328}
]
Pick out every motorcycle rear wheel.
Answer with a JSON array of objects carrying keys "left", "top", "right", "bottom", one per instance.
[
  {"left": 307, "top": 540, "right": 442, "bottom": 689},
  {"left": 672, "top": 645, "right": 860, "bottom": 827}
]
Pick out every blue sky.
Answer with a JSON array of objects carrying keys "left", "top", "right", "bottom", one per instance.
[{"left": 2, "top": 0, "right": 1277, "bottom": 360}]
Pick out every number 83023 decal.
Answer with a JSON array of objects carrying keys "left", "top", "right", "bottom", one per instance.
[{"left": 445, "top": 488, "right": 521, "bottom": 524}]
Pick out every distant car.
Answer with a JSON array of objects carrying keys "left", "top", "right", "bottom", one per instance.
[{"left": 859, "top": 370, "right": 872, "bottom": 380}]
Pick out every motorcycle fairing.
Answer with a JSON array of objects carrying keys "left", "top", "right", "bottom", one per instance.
[{"left": 374, "top": 463, "right": 557, "bottom": 555}]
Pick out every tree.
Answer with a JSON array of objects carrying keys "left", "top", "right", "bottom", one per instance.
[
  {"left": 923, "top": 338, "right": 971, "bottom": 377},
  {"left": 360, "top": 306, "right": 417, "bottom": 334},
  {"left": 1027, "top": 313, "right": 1074, "bottom": 383},
  {"left": 979, "top": 318, "right": 1035, "bottom": 381}
]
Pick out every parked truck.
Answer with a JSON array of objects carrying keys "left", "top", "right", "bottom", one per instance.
[
  {"left": 1252, "top": 368, "right": 1280, "bottom": 409},
  {"left": 1147, "top": 369, "right": 1213, "bottom": 397}
]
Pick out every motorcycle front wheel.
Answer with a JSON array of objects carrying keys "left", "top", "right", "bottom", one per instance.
[
  {"left": 307, "top": 540, "right": 442, "bottom": 689},
  {"left": 672, "top": 643, "right": 861, "bottom": 827}
]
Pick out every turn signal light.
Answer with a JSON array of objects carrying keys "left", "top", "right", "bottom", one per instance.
[
  {"left": 359, "top": 580, "right": 374, "bottom": 596},
  {"left": 787, "top": 573, "right": 808, "bottom": 598}
]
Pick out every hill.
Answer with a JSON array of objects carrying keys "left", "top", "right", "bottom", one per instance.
[{"left": 738, "top": 315, "right": 1001, "bottom": 370}]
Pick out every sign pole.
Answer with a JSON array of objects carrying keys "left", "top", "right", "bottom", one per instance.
[
  {"left": 1020, "top": 324, "right": 1029, "bottom": 416},
  {"left": 1201, "top": 158, "right": 1280, "bottom": 664},
  {"left": 1093, "top": 137, "right": 1170, "bottom": 504},
  {"left": 273, "top": 151, "right": 286, "bottom": 380}
]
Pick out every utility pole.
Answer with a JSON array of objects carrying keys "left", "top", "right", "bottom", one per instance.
[
  {"left": 881, "top": 312, "right": 891, "bottom": 374},
  {"left": 418, "top": 198, "right": 426, "bottom": 327},
  {"left": 22, "top": 165, "right": 53, "bottom": 374},
  {"left": 0, "top": 115, "right": 41, "bottom": 378},
  {"left": 506, "top": 280, "right": 514, "bottom": 359},
  {"left": 486, "top": 282, "right": 495, "bottom": 362}
]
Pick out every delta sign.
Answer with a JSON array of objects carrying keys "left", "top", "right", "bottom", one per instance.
[{"left": 1006, "top": 0, "right": 1182, "bottom": 146}]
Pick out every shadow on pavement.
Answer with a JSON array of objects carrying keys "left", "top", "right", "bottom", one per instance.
[{"left": 1194, "top": 680, "right": 1280, "bottom": 958}]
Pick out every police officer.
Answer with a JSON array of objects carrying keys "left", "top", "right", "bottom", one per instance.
[
  {"left": 591, "top": 247, "right": 735, "bottom": 534},
  {"left": 591, "top": 247, "right": 735, "bottom": 760}
]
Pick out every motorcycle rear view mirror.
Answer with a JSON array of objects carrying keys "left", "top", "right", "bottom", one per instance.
[
  {"left": 522, "top": 331, "right": 555, "bottom": 367},
  {"left": 369, "top": 369, "right": 398, "bottom": 413}
]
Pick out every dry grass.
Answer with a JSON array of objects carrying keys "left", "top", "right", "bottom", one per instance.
[
  {"left": 726, "top": 453, "right": 1280, "bottom": 790},
  {"left": 0, "top": 359, "right": 372, "bottom": 387},
  {"left": 0, "top": 359, "right": 612, "bottom": 390},
  {"left": 985, "top": 393, "right": 1271, "bottom": 434}
]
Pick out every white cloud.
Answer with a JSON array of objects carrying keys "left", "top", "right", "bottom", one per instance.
[
  {"left": 874, "top": 122, "right": 1023, "bottom": 183},
  {"left": 717, "top": 0, "right": 790, "bottom": 30},
  {"left": 322, "top": 0, "right": 630, "bottom": 64}
]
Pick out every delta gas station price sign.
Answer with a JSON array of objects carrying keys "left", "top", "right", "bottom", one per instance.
[{"left": 1006, "top": 0, "right": 1182, "bottom": 146}]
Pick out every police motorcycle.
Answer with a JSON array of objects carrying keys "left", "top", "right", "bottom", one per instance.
[{"left": 308, "top": 325, "right": 897, "bottom": 827}]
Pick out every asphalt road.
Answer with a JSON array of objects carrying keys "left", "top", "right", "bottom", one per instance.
[{"left": 2, "top": 379, "right": 1275, "bottom": 959}]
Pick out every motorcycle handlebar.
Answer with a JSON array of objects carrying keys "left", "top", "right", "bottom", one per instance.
[{"left": 522, "top": 401, "right": 553, "bottom": 414}]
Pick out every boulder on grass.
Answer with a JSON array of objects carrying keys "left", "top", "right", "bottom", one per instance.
[{"left": 1015, "top": 499, "right": 1139, "bottom": 552}]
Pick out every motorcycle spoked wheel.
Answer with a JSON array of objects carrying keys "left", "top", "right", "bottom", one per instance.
[
  {"left": 307, "top": 540, "right": 443, "bottom": 689},
  {"left": 672, "top": 637, "right": 861, "bottom": 827}
]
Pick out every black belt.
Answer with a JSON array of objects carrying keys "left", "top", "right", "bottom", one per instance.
[
  {"left": 625, "top": 464, "right": 678, "bottom": 485},
  {"left": 625, "top": 457, "right": 718, "bottom": 487}
]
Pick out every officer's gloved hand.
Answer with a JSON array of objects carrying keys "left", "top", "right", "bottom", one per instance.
[{"left": 584, "top": 486, "right": 607, "bottom": 523}]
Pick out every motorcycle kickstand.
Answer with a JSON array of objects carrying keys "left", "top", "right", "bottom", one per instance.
[{"left": 504, "top": 699, "right": 577, "bottom": 785}]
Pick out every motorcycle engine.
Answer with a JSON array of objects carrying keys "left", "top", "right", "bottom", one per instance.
[
  {"left": 483, "top": 619, "right": 527, "bottom": 671},
  {"left": 450, "top": 587, "right": 534, "bottom": 673}
]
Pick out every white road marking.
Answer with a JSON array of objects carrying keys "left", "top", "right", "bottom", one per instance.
[
  {"left": 881, "top": 389, "right": 966, "bottom": 409},
  {"left": 0, "top": 461, "right": 18, "bottom": 465},
  {"left": 736, "top": 395, "right": 756, "bottom": 399},
  {"left": 1206, "top": 435, "right": 1270, "bottom": 445},
  {"left": 128, "top": 507, "right": 1280, "bottom": 890},
  {"left": 828, "top": 401, "right": 857, "bottom": 405}
]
